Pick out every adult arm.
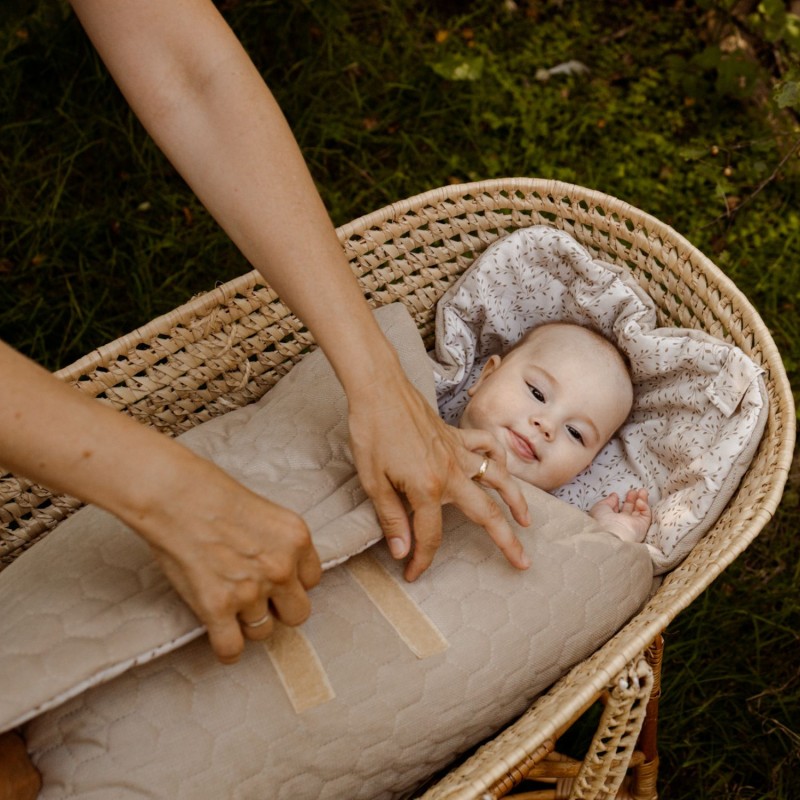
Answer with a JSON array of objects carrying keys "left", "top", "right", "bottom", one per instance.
[
  {"left": 68, "top": 0, "right": 531, "bottom": 579},
  {"left": 0, "top": 340, "right": 321, "bottom": 663}
]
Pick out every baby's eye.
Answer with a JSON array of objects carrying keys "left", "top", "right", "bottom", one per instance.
[
  {"left": 567, "top": 425, "right": 584, "bottom": 444},
  {"left": 528, "top": 384, "right": 545, "bottom": 402}
]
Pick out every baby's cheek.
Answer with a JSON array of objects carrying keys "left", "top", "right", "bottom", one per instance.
[{"left": 459, "top": 400, "right": 488, "bottom": 433}]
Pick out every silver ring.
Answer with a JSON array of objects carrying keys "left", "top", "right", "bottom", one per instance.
[
  {"left": 242, "top": 610, "right": 271, "bottom": 629},
  {"left": 472, "top": 455, "right": 490, "bottom": 482}
]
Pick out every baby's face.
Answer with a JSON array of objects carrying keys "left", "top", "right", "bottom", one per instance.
[{"left": 460, "top": 324, "right": 632, "bottom": 491}]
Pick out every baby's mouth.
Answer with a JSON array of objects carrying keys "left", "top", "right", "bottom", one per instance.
[{"left": 508, "top": 429, "right": 537, "bottom": 462}]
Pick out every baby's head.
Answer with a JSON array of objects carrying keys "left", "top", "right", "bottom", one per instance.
[{"left": 460, "top": 322, "right": 633, "bottom": 491}]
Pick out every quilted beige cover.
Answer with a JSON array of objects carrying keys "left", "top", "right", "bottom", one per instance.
[
  {"left": 24, "top": 498, "right": 652, "bottom": 799},
  {"left": 0, "top": 304, "right": 654, "bottom": 798}
]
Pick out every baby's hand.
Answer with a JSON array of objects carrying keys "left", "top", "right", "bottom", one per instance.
[{"left": 589, "top": 489, "right": 651, "bottom": 543}]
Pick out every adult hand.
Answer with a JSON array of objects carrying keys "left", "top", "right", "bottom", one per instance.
[
  {"left": 0, "top": 338, "right": 321, "bottom": 665},
  {"left": 133, "top": 457, "right": 322, "bottom": 663},
  {"left": 348, "top": 370, "right": 531, "bottom": 581}
]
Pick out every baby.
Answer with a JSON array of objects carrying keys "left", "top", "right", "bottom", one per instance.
[{"left": 459, "top": 322, "right": 651, "bottom": 543}]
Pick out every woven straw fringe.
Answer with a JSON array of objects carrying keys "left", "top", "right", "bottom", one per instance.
[
  {"left": 483, "top": 658, "right": 654, "bottom": 800},
  {"left": 0, "top": 179, "right": 794, "bottom": 798}
]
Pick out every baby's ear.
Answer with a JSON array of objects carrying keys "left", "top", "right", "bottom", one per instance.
[{"left": 467, "top": 354, "right": 502, "bottom": 396}]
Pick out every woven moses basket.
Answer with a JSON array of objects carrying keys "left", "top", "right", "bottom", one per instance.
[{"left": 0, "top": 178, "right": 794, "bottom": 799}]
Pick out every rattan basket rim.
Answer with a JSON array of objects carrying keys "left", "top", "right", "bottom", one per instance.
[
  {"left": 51, "top": 173, "right": 796, "bottom": 564},
  {"left": 54, "top": 176, "right": 795, "bottom": 514}
]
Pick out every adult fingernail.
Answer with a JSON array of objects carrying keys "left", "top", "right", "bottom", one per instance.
[{"left": 388, "top": 537, "right": 406, "bottom": 558}]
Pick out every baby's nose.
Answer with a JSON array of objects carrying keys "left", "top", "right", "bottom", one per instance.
[{"left": 532, "top": 417, "right": 553, "bottom": 440}]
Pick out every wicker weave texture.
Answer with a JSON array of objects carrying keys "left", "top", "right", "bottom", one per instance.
[
  {"left": 2, "top": 179, "right": 792, "bottom": 560},
  {"left": 0, "top": 179, "right": 794, "bottom": 797}
]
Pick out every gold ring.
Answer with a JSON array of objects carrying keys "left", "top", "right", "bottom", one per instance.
[
  {"left": 242, "top": 610, "right": 271, "bottom": 629},
  {"left": 472, "top": 455, "right": 490, "bottom": 482}
]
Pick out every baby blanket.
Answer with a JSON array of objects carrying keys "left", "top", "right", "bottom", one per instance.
[{"left": 433, "top": 226, "right": 769, "bottom": 573}]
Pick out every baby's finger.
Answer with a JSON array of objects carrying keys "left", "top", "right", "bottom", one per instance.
[
  {"left": 603, "top": 492, "right": 620, "bottom": 513},
  {"left": 620, "top": 490, "right": 638, "bottom": 513}
]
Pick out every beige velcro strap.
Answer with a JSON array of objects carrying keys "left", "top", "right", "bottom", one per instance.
[
  {"left": 345, "top": 550, "right": 449, "bottom": 659},
  {"left": 263, "top": 623, "right": 335, "bottom": 713}
]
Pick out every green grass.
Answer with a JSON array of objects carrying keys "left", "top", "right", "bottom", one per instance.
[{"left": 2, "top": 1, "right": 799, "bottom": 797}]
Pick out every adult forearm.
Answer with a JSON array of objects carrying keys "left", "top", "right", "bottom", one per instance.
[
  {"left": 0, "top": 338, "right": 322, "bottom": 661},
  {"left": 65, "top": 0, "right": 530, "bottom": 580},
  {"left": 0, "top": 339, "right": 199, "bottom": 532},
  {"left": 69, "top": 0, "right": 395, "bottom": 396}
]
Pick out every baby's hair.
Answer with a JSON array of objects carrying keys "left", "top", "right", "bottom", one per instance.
[{"left": 510, "top": 321, "right": 632, "bottom": 383}]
